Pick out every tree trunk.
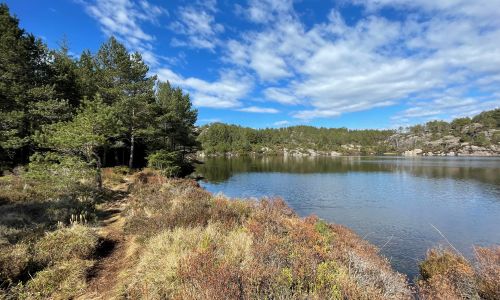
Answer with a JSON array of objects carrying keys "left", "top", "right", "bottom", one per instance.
[
  {"left": 129, "top": 133, "right": 134, "bottom": 171},
  {"left": 103, "top": 148, "right": 107, "bottom": 167},
  {"left": 129, "top": 108, "right": 135, "bottom": 171},
  {"left": 94, "top": 152, "right": 103, "bottom": 190}
]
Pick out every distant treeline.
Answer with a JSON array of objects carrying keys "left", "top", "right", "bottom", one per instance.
[
  {"left": 198, "top": 109, "right": 500, "bottom": 155},
  {"left": 0, "top": 4, "right": 198, "bottom": 179},
  {"left": 198, "top": 124, "right": 394, "bottom": 154}
]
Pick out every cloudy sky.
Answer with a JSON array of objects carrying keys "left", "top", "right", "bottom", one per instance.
[{"left": 7, "top": 0, "right": 500, "bottom": 128}]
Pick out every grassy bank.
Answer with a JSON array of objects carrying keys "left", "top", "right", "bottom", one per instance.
[{"left": 0, "top": 168, "right": 499, "bottom": 299}]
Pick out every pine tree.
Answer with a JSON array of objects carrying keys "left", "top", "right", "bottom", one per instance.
[
  {"left": 94, "top": 38, "right": 156, "bottom": 169},
  {"left": 0, "top": 4, "right": 69, "bottom": 167},
  {"left": 39, "top": 95, "right": 114, "bottom": 188},
  {"left": 50, "top": 39, "right": 82, "bottom": 108},
  {"left": 149, "top": 81, "right": 198, "bottom": 152}
]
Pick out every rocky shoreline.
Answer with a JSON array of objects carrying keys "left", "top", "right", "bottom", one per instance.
[
  {"left": 197, "top": 145, "right": 500, "bottom": 158},
  {"left": 402, "top": 144, "right": 500, "bottom": 157}
]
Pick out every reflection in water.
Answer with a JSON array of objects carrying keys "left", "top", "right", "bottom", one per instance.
[
  {"left": 197, "top": 156, "right": 500, "bottom": 186},
  {"left": 196, "top": 156, "right": 500, "bottom": 279}
]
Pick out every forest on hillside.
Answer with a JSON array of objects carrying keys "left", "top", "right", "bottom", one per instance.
[{"left": 198, "top": 109, "right": 500, "bottom": 156}]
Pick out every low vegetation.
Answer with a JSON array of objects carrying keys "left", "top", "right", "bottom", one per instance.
[
  {"left": 122, "top": 171, "right": 412, "bottom": 299},
  {"left": 0, "top": 163, "right": 100, "bottom": 299},
  {"left": 1, "top": 167, "right": 499, "bottom": 299},
  {"left": 418, "top": 247, "right": 500, "bottom": 300}
]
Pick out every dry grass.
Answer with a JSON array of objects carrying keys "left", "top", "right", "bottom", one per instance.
[
  {"left": 3, "top": 169, "right": 497, "bottom": 300},
  {"left": 21, "top": 258, "right": 95, "bottom": 300},
  {"left": 0, "top": 173, "right": 101, "bottom": 299},
  {"left": 35, "top": 224, "right": 99, "bottom": 265},
  {"left": 102, "top": 167, "right": 128, "bottom": 186},
  {"left": 0, "top": 243, "right": 30, "bottom": 284}
]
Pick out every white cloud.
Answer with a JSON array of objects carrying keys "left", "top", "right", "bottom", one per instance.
[
  {"left": 221, "top": 0, "right": 500, "bottom": 121},
  {"left": 393, "top": 97, "right": 499, "bottom": 124},
  {"left": 198, "top": 118, "right": 222, "bottom": 124},
  {"left": 264, "top": 87, "right": 301, "bottom": 105},
  {"left": 273, "top": 120, "right": 290, "bottom": 126},
  {"left": 239, "top": 0, "right": 295, "bottom": 23},
  {"left": 81, "top": 0, "right": 500, "bottom": 122},
  {"left": 79, "top": 0, "right": 165, "bottom": 66},
  {"left": 170, "top": 2, "right": 223, "bottom": 50},
  {"left": 237, "top": 106, "right": 279, "bottom": 113},
  {"left": 157, "top": 68, "right": 253, "bottom": 109}
]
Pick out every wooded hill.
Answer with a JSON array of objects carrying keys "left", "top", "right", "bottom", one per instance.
[{"left": 198, "top": 109, "right": 500, "bottom": 156}]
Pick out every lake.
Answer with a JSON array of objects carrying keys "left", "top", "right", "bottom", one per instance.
[{"left": 196, "top": 156, "right": 500, "bottom": 279}]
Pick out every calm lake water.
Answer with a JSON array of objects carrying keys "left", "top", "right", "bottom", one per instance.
[{"left": 196, "top": 156, "right": 500, "bottom": 279}]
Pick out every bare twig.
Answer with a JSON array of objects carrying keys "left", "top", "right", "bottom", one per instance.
[
  {"left": 429, "top": 223, "right": 464, "bottom": 258},
  {"left": 379, "top": 234, "right": 394, "bottom": 251}
]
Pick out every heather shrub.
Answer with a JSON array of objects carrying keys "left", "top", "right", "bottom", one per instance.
[
  {"left": 35, "top": 224, "right": 99, "bottom": 265},
  {"left": 209, "top": 196, "right": 253, "bottom": 229},
  {"left": 418, "top": 248, "right": 478, "bottom": 299},
  {"left": 124, "top": 179, "right": 412, "bottom": 299},
  {"left": 475, "top": 246, "right": 500, "bottom": 300}
]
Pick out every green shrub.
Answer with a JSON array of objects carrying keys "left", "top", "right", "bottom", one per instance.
[
  {"left": 24, "top": 153, "right": 96, "bottom": 200},
  {"left": 35, "top": 225, "right": 98, "bottom": 265},
  {"left": 147, "top": 150, "right": 193, "bottom": 177},
  {"left": 491, "top": 131, "right": 500, "bottom": 145}
]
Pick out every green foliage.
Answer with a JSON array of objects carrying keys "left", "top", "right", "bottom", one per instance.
[
  {"left": 25, "top": 152, "right": 95, "bottom": 198},
  {"left": 0, "top": 7, "right": 200, "bottom": 295},
  {"left": 1, "top": 4, "right": 198, "bottom": 173},
  {"left": 40, "top": 97, "right": 114, "bottom": 159},
  {"left": 147, "top": 150, "right": 188, "bottom": 177},
  {"left": 198, "top": 123, "right": 395, "bottom": 154},
  {"left": 147, "top": 81, "right": 198, "bottom": 152},
  {"left": 0, "top": 4, "right": 75, "bottom": 168},
  {"left": 472, "top": 109, "right": 500, "bottom": 129}
]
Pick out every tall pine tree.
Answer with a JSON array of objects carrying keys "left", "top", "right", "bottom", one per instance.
[{"left": 94, "top": 38, "right": 155, "bottom": 169}]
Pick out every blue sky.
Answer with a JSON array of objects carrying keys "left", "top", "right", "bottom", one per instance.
[{"left": 5, "top": 0, "right": 500, "bottom": 129}]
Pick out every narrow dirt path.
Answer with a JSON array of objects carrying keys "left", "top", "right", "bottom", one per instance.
[{"left": 77, "top": 180, "right": 134, "bottom": 300}]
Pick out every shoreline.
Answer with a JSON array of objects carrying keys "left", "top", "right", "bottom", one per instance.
[{"left": 197, "top": 152, "right": 500, "bottom": 158}]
